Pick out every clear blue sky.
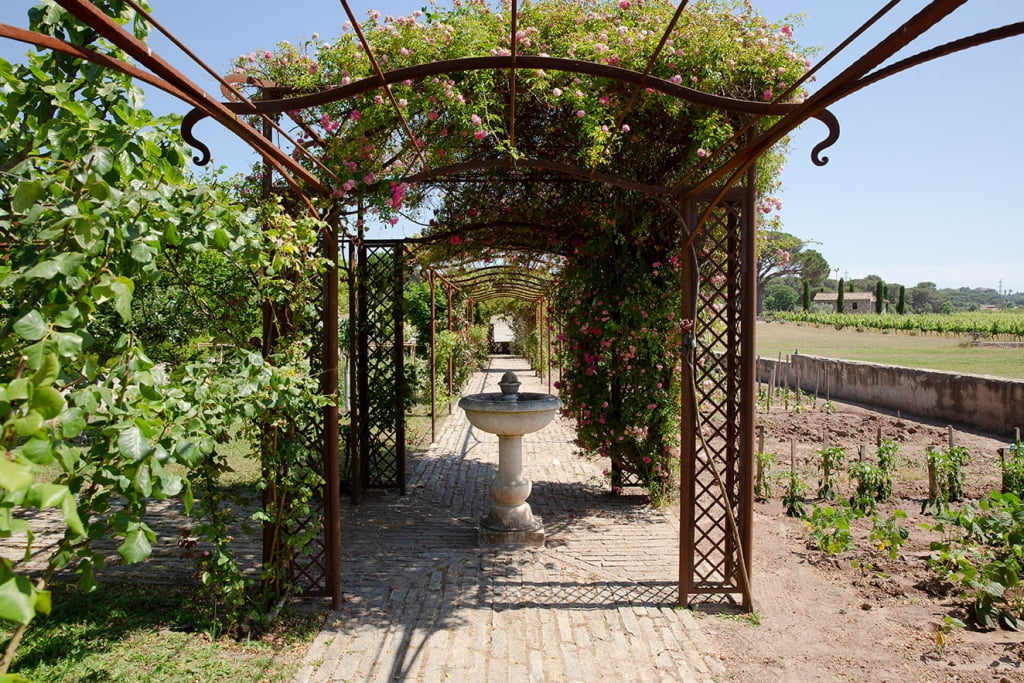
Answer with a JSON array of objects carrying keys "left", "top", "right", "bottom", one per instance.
[{"left": 2, "top": 1, "right": 1021, "bottom": 292}]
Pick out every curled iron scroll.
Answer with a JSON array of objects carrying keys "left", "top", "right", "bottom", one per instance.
[
  {"left": 181, "top": 108, "right": 212, "bottom": 166},
  {"left": 809, "top": 109, "right": 840, "bottom": 167}
]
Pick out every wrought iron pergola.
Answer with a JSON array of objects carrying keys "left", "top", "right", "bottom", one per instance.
[{"left": 4, "top": 0, "right": 1021, "bottom": 612}]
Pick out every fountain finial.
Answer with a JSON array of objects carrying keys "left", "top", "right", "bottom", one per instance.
[{"left": 497, "top": 371, "right": 521, "bottom": 401}]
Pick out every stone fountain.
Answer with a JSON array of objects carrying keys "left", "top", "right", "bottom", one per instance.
[{"left": 458, "top": 371, "right": 562, "bottom": 546}]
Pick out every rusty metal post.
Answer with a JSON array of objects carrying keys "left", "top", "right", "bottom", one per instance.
[
  {"left": 346, "top": 237, "right": 360, "bottom": 503},
  {"left": 545, "top": 298, "right": 552, "bottom": 393},
  {"left": 322, "top": 215, "right": 342, "bottom": 609},
  {"left": 739, "top": 165, "right": 758, "bottom": 610},
  {"left": 678, "top": 198, "right": 699, "bottom": 605},
  {"left": 446, "top": 284, "right": 454, "bottom": 412},
  {"left": 725, "top": 207, "right": 740, "bottom": 594},
  {"left": 429, "top": 270, "right": 437, "bottom": 443},
  {"left": 355, "top": 242, "right": 370, "bottom": 499},
  {"left": 394, "top": 246, "right": 406, "bottom": 495}
]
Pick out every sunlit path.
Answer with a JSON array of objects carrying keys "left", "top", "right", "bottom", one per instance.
[{"left": 295, "top": 356, "right": 721, "bottom": 682}]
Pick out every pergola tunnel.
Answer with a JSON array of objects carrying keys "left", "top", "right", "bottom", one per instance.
[{"left": 2, "top": 0, "right": 1020, "bottom": 629}]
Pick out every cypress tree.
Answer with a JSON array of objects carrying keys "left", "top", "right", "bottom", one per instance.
[
  {"left": 875, "top": 280, "right": 885, "bottom": 313},
  {"left": 837, "top": 279, "right": 845, "bottom": 313},
  {"left": 802, "top": 280, "right": 811, "bottom": 312},
  {"left": 897, "top": 285, "right": 906, "bottom": 314}
]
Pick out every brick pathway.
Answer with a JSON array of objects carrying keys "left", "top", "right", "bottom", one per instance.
[{"left": 296, "top": 357, "right": 722, "bottom": 682}]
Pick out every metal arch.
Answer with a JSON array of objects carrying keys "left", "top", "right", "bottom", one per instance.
[{"left": 183, "top": 54, "right": 841, "bottom": 174}]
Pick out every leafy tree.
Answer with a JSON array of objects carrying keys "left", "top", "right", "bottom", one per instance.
[
  {"left": 0, "top": 0, "right": 332, "bottom": 662},
  {"left": 764, "top": 282, "right": 799, "bottom": 312},
  {"left": 757, "top": 232, "right": 830, "bottom": 314}
]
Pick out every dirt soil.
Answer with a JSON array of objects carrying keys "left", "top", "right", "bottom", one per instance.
[{"left": 698, "top": 398, "right": 1024, "bottom": 682}]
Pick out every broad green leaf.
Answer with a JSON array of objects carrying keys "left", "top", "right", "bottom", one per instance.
[
  {"left": 31, "top": 386, "right": 65, "bottom": 420},
  {"left": 52, "top": 330, "right": 83, "bottom": 356},
  {"left": 25, "top": 483, "right": 67, "bottom": 509},
  {"left": 110, "top": 276, "right": 134, "bottom": 322},
  {"left": 14, "top": 411, "right": 44, "bottom": 437},
  {"left": 60, "top": 492, "right": 85, "bottom": 537},
  {"left": 0, "top": 460, "right": 34, "bottom": 492},
  {"left": 20, "top": 437, "right": 52, "bottom": 464},
  {"left": 83, "top": 146, "right": 114, "bottom": 175},
  {"left": 29, "top": 353, "right": 60, "bottom": 388},
  {"left": 60, "top": 407, "right": 86, "bottom": 439},
  {"left": 118, "top": 528, "right": 152, "bottom": 564},
  {"left": 11, "top": 179, "right": 45, "bottom": 213},
  {"left": 0, "top": 575, "right": 37, "bottom": 624},
  {"left": 6, "top": 379, "right": 30, "bottom": 402},
  {"left": 117, "top": 425, "right": 151, "bottom": 461},
  {"left": 133, "top": 462, "right": 152, "bottom": 497},
  {"left": 13, "top": 310, "right": 47, "bottom": 341}
]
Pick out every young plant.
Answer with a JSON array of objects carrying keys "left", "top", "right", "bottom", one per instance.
[
  {"left": 876, "top": 438, "right": 900, "bottom": 501},
  {"left": 1001, "top": 440, "right": 1024, "bottom": 497},
  {"left": 869, "top": 509, "right": 910, "bottom": 560},
  {"left": 848, "top": 461, "right": 886, "bottom": 514},
  {"left": 817, "top": 445, "right": 847, "bottom": 500},
  {"left": 755, "top": 451, "right": 776, "bottom": 501},
  {"left": 782, "top": 469, "right": 809, "bottom": 518},
  {"left": 934, "top": 615, "right": 966, "bottom": 658},
  {"left": 926, "top": 492, "right": 1024, "bottom": 630},
  {"left": 805, "top": 504, "right": 859, "bottom": 554},
  {"left": 927, "top": 445, "right": 971, "bottom": 509}
]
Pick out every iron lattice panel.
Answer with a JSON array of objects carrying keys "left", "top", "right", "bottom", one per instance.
[
  {"left": 355, "top": 242, "right": 405, "bottom": 490},
  {"left": 682, "top": 186, "right": 755, "bottom": 606},
  {"left": 283, "top": 239, "right": 329, "bottom": 596}
]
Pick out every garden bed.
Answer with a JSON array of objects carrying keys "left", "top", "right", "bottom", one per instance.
[{"left": 697, "top": 399, "right": 1024, "bottom": 682}]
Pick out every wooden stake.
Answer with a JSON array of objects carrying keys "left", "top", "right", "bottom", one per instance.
[
  {"left": 859, "top": 444, "right": 867, "bottom": 462},
  {"left": 947, "top": 425, "right": 955, "bottom": 449},
  {"left": 876, "top": 427, "right": 882, "bottom": 447}
]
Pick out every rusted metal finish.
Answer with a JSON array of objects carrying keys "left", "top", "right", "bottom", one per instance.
[
  {"left": 739, "top": 166, "right": 758, "bottom": 610},
  {"left": 322, "top": 215, "right": 343, "bottom": 609},
  {"left": 429, "top": 270, "right": 437, "bottom": 443}
]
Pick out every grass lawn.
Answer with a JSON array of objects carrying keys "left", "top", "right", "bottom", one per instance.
[{"left": 757, "top": 321, "right": 1024, "bottom": 380}]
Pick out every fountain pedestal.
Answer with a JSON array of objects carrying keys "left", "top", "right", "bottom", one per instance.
[{"left": 458, "top": 372, "right": 562, "bottom": 547}]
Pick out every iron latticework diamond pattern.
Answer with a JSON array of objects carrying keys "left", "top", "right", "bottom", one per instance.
[
  {"left": 681, "top": 182, "right": 755, "bottom": 608},
  {"left": 354, "top": 241, "right": 406, "bottom": 491}
]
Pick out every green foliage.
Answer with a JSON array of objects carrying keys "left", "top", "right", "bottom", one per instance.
[
  {"left": 926, "top": 492, "right": 1024, "bottom": 630},
  {"left": 782, "top": 469, "right": 808, "bottom": 518},
  {"left": 554, "top": 234, "right": 682, "bottom": 503},
  {"left": 848, "top": 442, "right": 897, "bottom": 514},
  {"left": 754, "top": 451, "right": 776, "bottom": 501},
  {"left": 848, "top": 461, "right": 886, "bottom": 514},
  {"left": 806, "top": 505, "right": 858, "bottom": 554},
  {"left": 816, "top": 445, "right": 846, "bottom": 500},
  {"left": 836, "top": 280, "right": 845, "bottom": 314},
  {"left": 0, "top": 2, "right": 333, "bottom": 665},
  {"left": 927, "top": 445, "right": 970, "bottom": 509},
  {"left": 763, "top": 283, "right": 799, "bottom": 313},
  {"left": 1001, "top": 440, "right": 1024, "bottom": 497},
  {"left": 869, "top": 508, "right": 909, "bottom": 559},
  {"left": 769, "top": 309, "right": 1024, "bottom": 338}
]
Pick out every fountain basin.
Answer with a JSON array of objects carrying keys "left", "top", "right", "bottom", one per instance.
[
  {"left": 458, "top": 372, "right": 561, "bottom": 546},
  {"left": 457, "top": 392, "right": 562, "bottom": 435}
]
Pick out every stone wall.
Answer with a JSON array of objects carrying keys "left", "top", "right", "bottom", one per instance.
[{"left": 756, "top": 354, "right": 1024, "bottom": 437}]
